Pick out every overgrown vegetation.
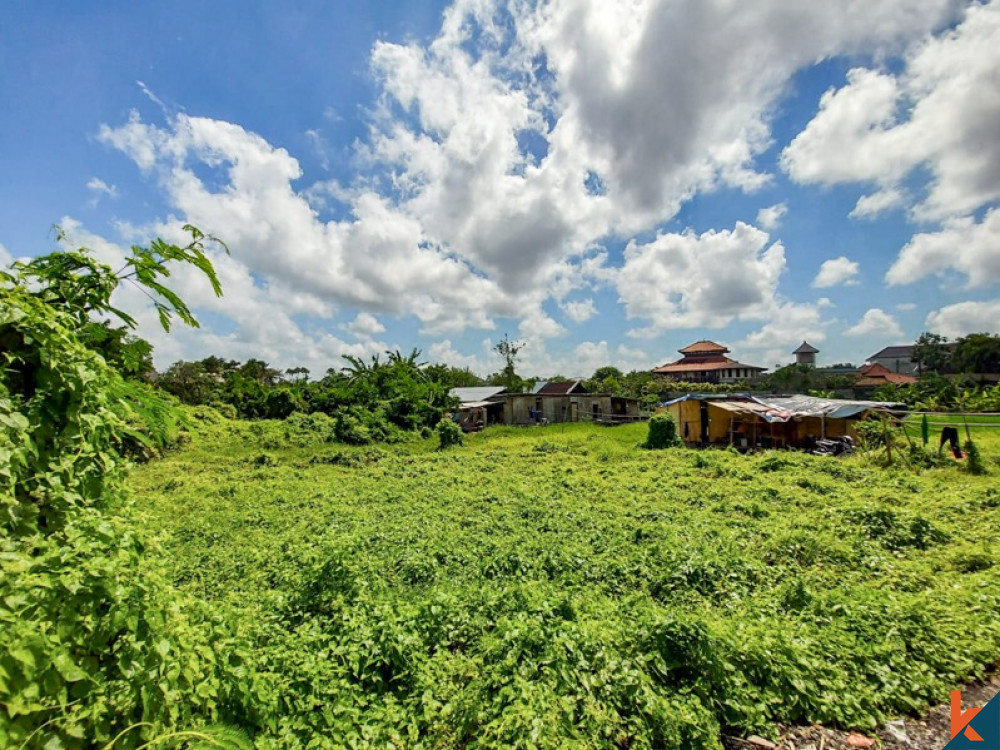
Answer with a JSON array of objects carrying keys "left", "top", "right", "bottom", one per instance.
[
  {"left": 122, "top": 418, "right": 1000, "bottom": 748},
  {"left": 1, "top": 229, "right": 251, "bottom": 748},
  {"left": 644, "top": 413, "right": 680, "bottom": 449},
  {"left": 5, "top": 228, "right": 1000, "bottom": 748}
]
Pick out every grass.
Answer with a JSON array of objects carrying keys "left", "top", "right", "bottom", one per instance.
[{"left": 124, "top": 415, "right": 1000, "bottom": 749}]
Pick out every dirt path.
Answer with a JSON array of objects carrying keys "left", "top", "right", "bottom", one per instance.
[{"left": 724, "top": 675, "right": 1000, "bottom": 749}]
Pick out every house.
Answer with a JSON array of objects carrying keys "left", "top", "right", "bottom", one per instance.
[
  {"left": 448, "top": 384, "right": 641, "bottom": 427},
  {"left": 501, "top": 392, "right": 640, "bottom": 425},
  {"left": 652, "top": 341, "right": 766, "bottom": 383},
  {"left": 659, "top": 393, "right": 905, "bottom": 449},
  {"left": 867, "top": 345, "right": 919, "bottom": 375},
  {"left": 531, "top": 379, "right": 589, "bottom": 395},
  {"left": 854, "top": 363, "right": 918, "bottom": 389},
  {"left": 449, "top": 386, "right": 507, "bottom": 430},
  {"left": 793, "top": 341, "right": 819, "bottom": 367}
]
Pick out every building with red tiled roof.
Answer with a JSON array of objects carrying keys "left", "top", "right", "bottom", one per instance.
[
  {"left": 854, "top": 362, "right": 918, "bottom": 387},
  {"left": 652, "top": 341, "right": 766, "bottom": 383}
]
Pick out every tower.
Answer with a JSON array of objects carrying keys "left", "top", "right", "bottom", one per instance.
[{"left": 793, "top": 341, "right": 818, "bottom": 367}]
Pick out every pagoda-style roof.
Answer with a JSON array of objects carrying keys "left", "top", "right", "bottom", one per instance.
[
  {"left": 678, "top": 340, "right": 729, "bottom": 355},
  {"left": 793, "top": 341, "right": 819, "bottom": 354},
  {"left": 652, "top": 360, "right": 765, "bottom": 375}
]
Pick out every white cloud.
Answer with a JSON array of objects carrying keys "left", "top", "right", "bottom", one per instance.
[
  {"left": 844, "top": 308, "right": 903, "bottom": 337},
  {"left": 886, "top": 207, "right": 1000, "bottom": 287},
  {"left": 756, "top": 202, "right": 787, "bottom": 231},
  {"left": 617, "top": 222, "right": 786, "bottom": 333},
  {"left": 0, "top": 242, "right": 11, "bottom": 267},
  {"left": 812, "top": 256, "right": 859, "bottom": 288},
  {"left": 782, "top": 2, "right": 1000, "bottom": 220},
  {"left": 79, "top": 0, "right": 966, "bottom": 373},
  {"left": 564, "top": 340, "right": 658, "bottom": 376},
  {"left": 925, "top": 299, "right": 1000, "bottom": 337},
  {"left": 518, "top": 307, "right": 567, "bottom": 341},
  {"left": 304, "top": 129, "right": 331, "bottom": 170},
  {"left": 427, "top": 338, "right": 492, "bottom": 375},
  {"left": 849, "top": 187, "right": 905, "bottom": 219},
  {"left": 343, "top": 312, "right": 386, "bottom": 338},
  {"left": 741, "top": 301, "right": 828, "bottom": 352},
  {"left": 86, "top": 177, "right": 118, "bottom": 199},
  {"left": 561, "top": 298, "right": 597, "bottom": 323}
]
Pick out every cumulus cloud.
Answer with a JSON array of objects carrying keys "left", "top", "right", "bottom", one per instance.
[
  {"left": 427, "top": 338, "right": 492, "bottom": 375},
  {"left": 756, "top": 203, "right": 787, "bottom": 231},
  {"left": 561, "top": 298, "right": 597, "bottom": 323},
  {"left": 343, "top": 312, "right": 386, "bottom": 338},
  {"left": 845, "top": 308, "right": 903, "bottom": 337},
  {"left": 886, "top": 207, "right": 1000, "bottom": 287},
  {"left": 741, "top": 300, "right": 828, "bottom": 352},
  {"left": 782, "top": 1, "right": 1000, "bottom": 220},
  {"left": 812, "top": 256, "right": 859, "bottom": 288},
  {"left": 925, "top": 298, "right": 1000, "bottom": 338},
  {"left": 563, "top": 340, "right": 657, "bottom": 376},
  {"left": 617, "top": 222, "right": 786, "bottom": 333},
  {"left": 849, "top": 187, "right": 905, "bottom": 219},
  {"left": 0, "top": 242, "right": 11, "bottom": 267},
  {"left": 80, "top": 0, "right": 964, "bottom": 371}
]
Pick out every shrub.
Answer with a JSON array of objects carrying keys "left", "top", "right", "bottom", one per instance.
[
  {"left": 644, "top": 413, "right": 680, "bottom": 449},
  {"left": 437, "top": 418, "right": 464, "bottom": 449},
  {"left": 965, "top": 440, "right": 986, "bottom": 475},
  {"left": 1, "top": 259, "right": 250, "bottom": 745}
]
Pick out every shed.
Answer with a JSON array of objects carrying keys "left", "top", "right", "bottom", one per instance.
[{"left": 658, "top": 393, "right": 905, "bottom": 449}]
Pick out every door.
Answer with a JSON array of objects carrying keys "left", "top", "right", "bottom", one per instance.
[{"left": 699, "top": 402, "right": 710, "bottom": 443}]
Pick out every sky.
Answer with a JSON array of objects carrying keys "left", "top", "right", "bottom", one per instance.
[{"left": 2, "top": 0, "right": 1000, "bottom": 379}]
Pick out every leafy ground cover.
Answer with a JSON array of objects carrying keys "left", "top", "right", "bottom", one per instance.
[{"left": 126, "top": 416, "right": 1000, "bottom": 748}]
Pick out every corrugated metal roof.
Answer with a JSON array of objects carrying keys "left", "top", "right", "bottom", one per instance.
[
  {"left": 536, "top": 380, "right": 588, "bottom": 395},
  {"left": 660, "top": 393, "right": 906, "bottom": 420},
  {"left": 450, "top": 386, "right": 507, "bottom": 402}
]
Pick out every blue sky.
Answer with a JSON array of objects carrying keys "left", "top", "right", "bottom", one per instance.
[{"left": 3, "top": 1, "right": 999, "bottom": 378}]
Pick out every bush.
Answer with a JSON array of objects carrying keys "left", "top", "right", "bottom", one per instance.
[
  {"left": 965, "top": 440, "right": 986, "bottom": 475},
  {"left": 437, "top": 418, "right": 464, "bottom": 449},
  {"left": 644, "top": 414, "right": 680, "bottom": 449},
  {"left": 1, "top": 279, "right": 249, "bottom": 745}
]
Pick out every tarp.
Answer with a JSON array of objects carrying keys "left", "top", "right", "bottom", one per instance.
[
  {"left": 707, "top": 400, "right": 785, "bottom": 418},
  {"left": 660, "top": 393, "right": 905, "bottom": 421},
  {"left": 451, "top": 386, "right": 507, "bottom": 402},
  {"left": 757, "top": 395, "right": 904, "bottom": 419},
  {"left": 458, "top": 400, "right": 502, "bottom": 408}
]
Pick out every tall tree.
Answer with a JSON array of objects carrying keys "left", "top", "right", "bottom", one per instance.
[
  {"left": 952, "top": 333, "right": 1000, "bottom": 374},
  {"left": 912, "top": 331, "right": 952, "bottom": 373},
  {"left": 493, "top": 334, "right": 526, "bottom": 392}
]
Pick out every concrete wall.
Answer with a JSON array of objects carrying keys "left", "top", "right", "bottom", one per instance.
[{"left": 502, "top": 395, "right": 640, "bottom": 425}]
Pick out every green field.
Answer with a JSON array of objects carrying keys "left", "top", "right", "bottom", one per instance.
[{"left": 126, "top": 416, "right": 1000, "bottom": 748}]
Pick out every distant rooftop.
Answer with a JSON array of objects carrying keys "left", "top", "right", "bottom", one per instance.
[
  {"left": 678, "top": 340, "right": 729, "bottom": 354},
  {"left": 450, "top": 386, "right": 507, "bottom": 403},
  {"left": 535, "top": 380, "right": 588, "bottom": 395},
  {"left": 868, "top": 345, "right": 915, "bottom": 360},
  {"left": 793, "top": 341, "right": 819, "bottom": 354}
]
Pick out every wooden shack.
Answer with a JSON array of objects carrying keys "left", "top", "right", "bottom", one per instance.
[{"left": 659, "top": 393, "right": 905, "bottom": 449}]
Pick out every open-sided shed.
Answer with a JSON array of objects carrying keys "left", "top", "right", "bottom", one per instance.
[{"left": 658, "top": 393, "right": 905, "bottom": 449}]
